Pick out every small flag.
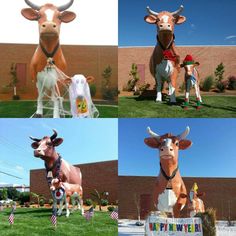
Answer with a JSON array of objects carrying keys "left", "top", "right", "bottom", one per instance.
[
  {"left": 84, "top": 207, "right": 94, "bottom": 221},
  {"left": 8, "top": 213, "right": 14, "bottom": 225},
  {"left": 8, "top": 204, "right": 16, "bottom": 226},
  {"left": 110, "top": 211, "right": 118, "bottom": 221},
  {"left": 51, "top": 208, "right": 57, "bottom": 228}
]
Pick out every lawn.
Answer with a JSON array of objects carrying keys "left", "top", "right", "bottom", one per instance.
[
  {"left": 0, "top": 101, "right": 118, "bottom": 118},
  {"left": 0, "top": 208, "right": 117, "bottom": 236},
  {"left": 118, "top": 95, "right": 236, "bottom": 118}
]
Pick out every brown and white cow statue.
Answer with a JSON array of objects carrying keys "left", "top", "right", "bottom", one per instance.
[
  {"left": 144, "top": 5, "right": 186, "bottom": 103},
  {"left": 187, "top": 183, "right": 205, "bottom": 217},
  {"left": 144, "top": 126, "right": 192, "bottom": 217},
  {"left": 21, "top": 0, "right": 76, "bottom": 118},
  {"left": 30, "top": 129, "right": 83, "bottom": 215},
  {"left": 180, "top": 55, "right": 202, "bottom": 109},
  {"left": 50, "top": 177, "right": 84, "bottom": 217}
]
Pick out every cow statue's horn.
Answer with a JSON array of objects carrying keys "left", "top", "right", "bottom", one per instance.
[
  {"left": 177, "top": 126, "right": 190, "bottom": 140},
  {"left": 24, "top": 0, "right": 41, "bottom": 11},
  {"left": 146, "top": 6, "right": 159, "bottom": 16},
  {"left": 29, "top": 136, "right": 41, "bottom": 142},
  {"left": 50, "top": 129, "right": 58, "bottom": 140},
  {"left": 171, "top": 5, "right": 184, "bottom": 17},
  {"left": 57, "top": 0, "right": 74, "bottom": 12},
  {"left": 147, "top": 127, "right": 160, "bottom": 139}
]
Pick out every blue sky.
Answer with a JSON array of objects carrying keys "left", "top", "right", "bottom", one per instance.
[
  {"left": 119, "top": 0, "right": 236, "bottom": 46},
  {"left": 0, "top": 119, "right": 118, "bottom": 186},
  {"left": 119, "top": 118, "right": 236, "bottom": 177}
]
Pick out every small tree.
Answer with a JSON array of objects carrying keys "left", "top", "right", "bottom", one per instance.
[
  {"left": 0, "top": 188, "right": 8, "bottom": 200},
  {"left": 30, "top": 192, "right": 45, "bottom": 208},
  {"left": 214, "top": 63, "right": 226, "bottom": 92},
  {"left": 9, "top": 63, "right": 20, "bottom": 100},
  {"left": 127, "top": 63, "right": 140, "bottom": 92},
  {"left": 134, "top": 193, "right": 141, "bottom": 222},
  {"left": 90, "top": 189, "right": 108, "bottom": 211}
]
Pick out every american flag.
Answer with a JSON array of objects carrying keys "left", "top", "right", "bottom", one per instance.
[
  {"left": 110, "top": 210, "right": 118, "bottom": 221},
  {"left": 51, "top": 208, "right": 57, "bottom": 227},
  {"left": 8, "top": 213, "right": 14, "bottom": 225},
  {"left": 8, "top": 204, "right": 16, "bottom": 225},
  {"left": 84, "top": 207, "right": 94, "bottom": 221}
]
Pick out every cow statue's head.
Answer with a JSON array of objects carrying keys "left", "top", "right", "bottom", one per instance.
[
  {"left": 50, "top": 178, "right": 62, "bottom": 191},
  {"left": 181, "top": 54, "right": 200, "bottom": 77},
  {"left": 144, "top": 5, "right": 186, "bottom": 36},
  {"left": 21, "top": 0, "right": 76, "bottom": 40},
  {"left": 67, "top": 75, "right": 95, "bottom": 100},
  {"left": 144, "top": 126, "right": 192, "bottom": 167},
  {"left": 30, "top": 129, "right": 63, "bottom": 160}
]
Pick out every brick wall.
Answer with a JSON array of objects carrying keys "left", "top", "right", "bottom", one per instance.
[
  {"left": 0, "top": 43, "right": 117, "bottom": 100},
  {"left": 118, "top": 46, "right": 236, "bottom": 91},
  {"left": 30, "top": 160, "right": 118, "bottom": 204},
  {"left": 119, "top": 176, "right": 236, "bottom": 220}
]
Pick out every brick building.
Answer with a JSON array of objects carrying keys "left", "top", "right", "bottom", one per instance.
[
  {"left": 30, "top": 160, "right": 118, "bottom": 204},
  {"left": 118, "top": 46, "right": 236, "bottom": 92},
  {"left": 119, "top": 176, "right": 236, "bottom": 220},
  {"left": 0, "top": 43, "right": 117, "bottom": 100}
]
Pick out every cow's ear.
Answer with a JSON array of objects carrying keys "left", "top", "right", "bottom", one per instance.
[
  {"left": 144, "top": 15, "right": 157, "bottom": 24},
  {"left": 21, "top": 8, "right": 40, "bottom": 21},
  {"left": 144, "top": 138, "right": 161, "bottom": 149},
  {"left": 52, "top": 138, "right": 63, "bottom": 146},
  {"left": 179, "top": 140, "right": 192, "bottom": 150},
  {"left": 31, "top": 142, "right": 39, "bottom": 149},
  {"left": 175, "top": 15, "right": 186, "bottom": 25},
  {"left": 86, "top": 76, "right": 95, "bottom": 84},
  {"left": 60, "top": 11, "right": 76, "bottom": 23},
  {"left": 195, "top": 62, "right": 200, "bottom": 66}
]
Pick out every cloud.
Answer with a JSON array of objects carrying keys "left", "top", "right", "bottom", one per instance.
[
  {"left": 15, "top": 165, "right": 24, "bottom": 172},
  {"left": 225, "top": 35, "right": 236, "bottom": 40}
]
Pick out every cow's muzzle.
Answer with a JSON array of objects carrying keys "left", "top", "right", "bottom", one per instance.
[
  {"left": 34, "top": 149, "right": 44, "bottom": 157},
  {"left": 160, "top": 146, "right": 174, "bottom": 159}
]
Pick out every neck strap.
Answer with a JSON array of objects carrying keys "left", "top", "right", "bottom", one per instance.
[
  {"left": 157, "top": 34, "right": 175, "bottom": 50},
  {"left": 160, "top": 163, "right": 178, "bottom": 181},
  {"left": 40, "top": 41, "right": 60, "bottom": 59}
]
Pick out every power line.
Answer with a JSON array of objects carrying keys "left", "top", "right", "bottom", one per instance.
[{"left": 0, "top": 171, "right": 22, "bottom": 179}]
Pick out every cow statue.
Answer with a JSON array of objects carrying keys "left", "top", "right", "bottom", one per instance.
[
  {"left": 144, "top": 5, "right": 186, "bottom": 103},
  {"left": 180, "top": 55, "right": 202, "bottom": 109},
  {"left": 67, "top": 75, "right": 99, "bottom": 118},
  {"left": 21, "top": 0, "right": 76, "bottom": 118},
  {"left": 30, "top": 129, "right": 83, "bottom": 215},
  {"left": 50, "top": 178, "right": 84, "bottom": 217},
  {"left": 187, "top": 183, "right": 205, "bottom": 217},
  {"left": 144, "top": 126, "right": 192, "bottom": 217}
]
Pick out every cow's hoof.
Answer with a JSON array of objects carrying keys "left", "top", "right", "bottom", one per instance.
[
  {"left": 33, "top": 114, "right": 43, "bottom": 118},
  {"left": 155, "top": 100, "right": 162, "bottom": 103},
  {"left": 170, "top": 102, "right": 177, "bottom": 106}
]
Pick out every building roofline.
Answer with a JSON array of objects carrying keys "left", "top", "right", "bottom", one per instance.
[
  {"left": 119, "top": 45, "right": 236, "bottom": 48},
  {"left": 119, "top": 175, "right": 236, "bottom": 179},
  {"left": 30, "top": 159, "right": 117, "bottom": 172}
]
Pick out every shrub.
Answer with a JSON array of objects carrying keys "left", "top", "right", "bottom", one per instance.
[
  {"left": 139, "top": 83, "right": 150, "bottom": 92},
  {"left": 102, "top": 88, "right": 118, "bottom": 100},
  {"left": 179, "top": 82, "right": 185, "bottom": 93},
  {"left": 107, "top": 206, "right": 115, "bottom": 212},
  {"left": 227, "top": 76, "right": 236, "bottom": 90},
  {"left": 195, "top": 208, "right": 216, "bottom": 236},
  {"left": 201, "top": 76, "right": 214, "bottom": 91},
  {"left": 216, "top": 80, "right": 228, "bottom": 93},
  {"left": 85, "top": 198, "right": 93, "bottom": 206},
  {"left": 24, "top": 202, "right": 30, "bottom": 208},
  {"left": 39, "top": 199, "right": 45, "bottom": 207},
  {"left": 92, "top": 201, "right": 97, "bottom": 209},
  {"left": 48, "top": 199, "right": 54, "bottom": 206},
  {"left": 19, "top": 192, "right": 30, "bottom": 205},
  {"left": 101, "top": 199, "right": 109, "bottom": 206},
  {"left": 89, "top": 84, "right": 97, "bottom": 97},
  {"left": 13, "top": 95, "right": 20, "bottom": 100}
]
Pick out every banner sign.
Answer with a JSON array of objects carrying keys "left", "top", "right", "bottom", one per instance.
[{"left": 145, "top": 215, "right": 203, "bottom": 236}]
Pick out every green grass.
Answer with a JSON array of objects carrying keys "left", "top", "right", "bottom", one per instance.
[
  {"left": 0, "top": 101, "right": 118, "bottom": 118},
  {"left": 0, "top": 208, "right": 117, "bottom": 236},
  {"left": 118, "top": 95, "right": 236, "bottom": 118}
]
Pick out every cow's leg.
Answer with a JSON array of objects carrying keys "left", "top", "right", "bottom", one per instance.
[
  {"left": 52, "top": 198, "right": 58, "bottom": 214},
  {"left": 65, "top": 196, "right": 70, "bottom": 218},
  {"left": 35, "top": 80, "right": 44, "bottom": 117},
  {"left": 194, "top": 84, "right": 202, "bottom": 109},
  {"left": 57, "top": 199, "right": 64, "bottom": 216},
  {"left": 184, "top": 78, "right": 191, "bottom": 109},
  {"left": 155, "top": 70, "right": 163, "bottom": 102},
  {"left": 51, "top": 89, "right": 60, "bottom": 118},
  {"left": 169, "top": 71, "right": 178, "bottom": 103}
]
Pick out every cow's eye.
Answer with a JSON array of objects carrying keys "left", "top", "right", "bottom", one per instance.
[
  {"left": 46, "top": 141, "right": 52, "bottom": 146},
  {"left": 176, "top": 141, "right": 179, "bottom": 146}
]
